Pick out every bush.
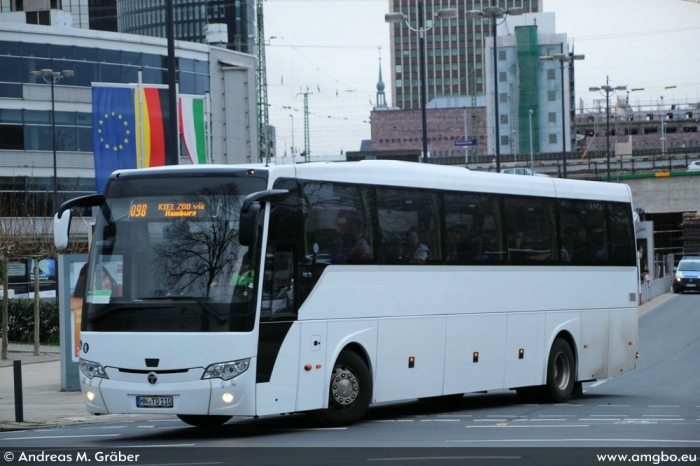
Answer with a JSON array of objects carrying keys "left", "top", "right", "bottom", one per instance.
[{"left": 0, "top": 298, "right": 60, "bottom": 345}]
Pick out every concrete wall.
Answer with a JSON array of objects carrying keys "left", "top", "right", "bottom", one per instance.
[{"left": 625, "top": 175, "right": 700, "bottom": 214}]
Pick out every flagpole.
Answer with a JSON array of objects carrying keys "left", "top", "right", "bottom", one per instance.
[
  {"left": 205, "top": 91, "right": 212, "bottom": 164},
  {"left": 137, "top": 70, "right": 144, "bottom": 169}
]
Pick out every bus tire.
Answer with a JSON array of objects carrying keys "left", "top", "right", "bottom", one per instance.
[
  {"left": 314, "top": 351, "right": 372, "bottom": 427},
  {"left": 543, "top": 338, "right": 575, "bottom": 403},
  {"left": 177, "top": 414, "right": 231, "bottom": 428}
]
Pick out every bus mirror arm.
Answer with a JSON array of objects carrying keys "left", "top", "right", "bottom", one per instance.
[
  {"left": 239, "top": 189, "right": 289, "bottom": 247},
  {"left": 240, "top": 189, "right": 289, "bottom": 214},
  {"left": 54, "top": 193, "right": 104, "bottom": 251}
]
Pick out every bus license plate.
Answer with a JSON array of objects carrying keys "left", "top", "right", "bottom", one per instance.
[
  {"left": 136, "top": 396, "right": 173, "bottom": 408},
  {"left": 687, "top": 284, "right": 696, "bottom": 287}
]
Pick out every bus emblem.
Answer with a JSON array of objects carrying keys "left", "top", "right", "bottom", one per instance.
[{"left": 147, "top": 372, "right": 158, "bottom": 385}]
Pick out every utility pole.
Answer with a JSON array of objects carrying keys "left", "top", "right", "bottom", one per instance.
[
  {"left": 297, "top": 87, "right": 312, "bottom": 162},
  {"left": 256, "top": 0, "right": 270, "bottom": 163}
]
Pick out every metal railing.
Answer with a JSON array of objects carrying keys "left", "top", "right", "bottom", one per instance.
[{"left": 639, "top": 275, "right": 672, "bottom": 305}]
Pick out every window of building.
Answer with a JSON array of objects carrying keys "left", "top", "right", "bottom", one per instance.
[
  {"left": 547, "top": 69, "right": 555, "bottom": 80},
  {"left": 498, "top": 50, "right": 507, "bottom": 61},
  {"left": 499, "top": 93, "right": 508, "bottom": 103},
  {"left": 548, "top": 91, "right": 556, "bottom": 101},
  {"left": 549, "top": 133, "right": 558, "bottom": 144},
  {"left": 548, "top": 112, "right": 557, "bottom": 123},
  {"left": 501, "top": 135, "right": 510, "bottom": 146},
  {"left": 499, "top": 71, "right": 507, "bottom": 82},
  {"left": 500, "top": 114, "right": 509, "bottom": 124}
]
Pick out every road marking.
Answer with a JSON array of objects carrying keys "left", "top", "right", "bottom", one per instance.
[
  {"left": 590, "top": 415, "right": 627, "bottom": 417},
  {"left": 598, "top": 404, "right": 630, "bottom": 407},
  {"left": 79, "top": 426, "right": 128, "bottom": 429},
  {"left": 446, "top": 438, "right": 700, "bottom": 444},
  {"left": 2, "top": 434, "right": 120, "bottom": 440},
  {"left": 580, "top": 418, "right": 623, "bottom": 421},
  {"left": 465, "top": 425, "right": 588, "bottom": 428},
  {"left": 649, "top": 405, "right": 680, "bottom": 408},
  {"left": 419, "top": 419, "right": 460, "bottom": 422},
  {"left": 371, "top": 420, "right": 414, "bottom": 423},
  {"left": 529, "top": 419, "right": 565, "bottom": 421}
]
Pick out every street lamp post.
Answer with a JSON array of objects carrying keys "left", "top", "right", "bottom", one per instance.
[
  {"left": 528, "top": 109, "right": 534, "bottom": 175},
  {"left": 539, "top": 50, "right": 584, "bottom": 178},
  {"left": 589, "top": 77, "right": 627, "bottom": 182},
  {"left": 466, "top": 6, "right": 523, "bottom": 174},
  {"left": 30, "top": 64, "right": 74, "bottom": 212},
  {"left": 386, "top": 4, "right": 458, "bottom": 163}
]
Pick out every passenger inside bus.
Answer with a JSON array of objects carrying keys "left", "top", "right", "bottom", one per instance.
[
  {"left": 402, "top": 227, "right": 430, "bottom": 264},
  {"left": 345, "top": 220, "right": 371, "bottom": 261}
]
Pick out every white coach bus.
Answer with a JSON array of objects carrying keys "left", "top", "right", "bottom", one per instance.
[{"left": 54, "top": 161, "right": 639, "bottom": 428}]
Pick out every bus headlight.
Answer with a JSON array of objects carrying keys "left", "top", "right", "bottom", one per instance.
[
  {"left": 203, "top": 358, "right": 250, "bottom": 381},
  {"left": 79, "top": 359, "right": 109, "bottom": 379}
]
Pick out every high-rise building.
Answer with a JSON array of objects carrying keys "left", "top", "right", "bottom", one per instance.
[
  {"left": 116, "top": 0, "right": 255, "bottom": 53},
  {"left": 388, "top": 0, "right": 540, "bottom": 110}
]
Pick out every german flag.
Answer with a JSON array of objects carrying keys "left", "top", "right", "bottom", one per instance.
[{"left": 135, "top": 87, "right": 172, "bottom": 168}]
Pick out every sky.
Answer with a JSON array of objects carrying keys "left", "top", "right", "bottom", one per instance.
[{"left": 263, "top": 0, "right": 700, "bottom": 158}]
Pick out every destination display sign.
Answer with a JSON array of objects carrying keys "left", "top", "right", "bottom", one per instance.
[{"left": 129, "top": 201, "right": 206, "bottom": 219}]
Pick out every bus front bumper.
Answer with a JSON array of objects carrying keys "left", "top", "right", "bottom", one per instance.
[{"left": 79, "top": 368, "right": 255, "bottom": 416}]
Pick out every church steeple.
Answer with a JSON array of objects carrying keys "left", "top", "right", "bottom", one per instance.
[{"left": 375, "top": 49, "right": 387, "bottom": 110}]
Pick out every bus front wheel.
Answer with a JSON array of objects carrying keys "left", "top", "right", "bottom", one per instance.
[
  {"left": 177, "top": 414, "right": 231, "bottom": 428},
  {"left": 314, "top": 351, "right": 372, "bottom": 427},
  {"left": 544, "top": 338, "right": 575, "bottom": 403}
]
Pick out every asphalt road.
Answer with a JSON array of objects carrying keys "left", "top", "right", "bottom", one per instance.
[{"left": 1, "top": 294, "right": 698, "bottom": 464}]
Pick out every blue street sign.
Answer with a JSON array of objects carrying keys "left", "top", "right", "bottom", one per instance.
[{"left": 455, "top": 139, "right": 478, "bottom": 147}]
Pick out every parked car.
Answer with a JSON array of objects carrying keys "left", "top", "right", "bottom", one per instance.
[
  {"left": 687, "top": 161, "right": 700, "bottom": 171},
  {"left": 501, "top": 167, "right": 549, "bottom": 177},
  {"left": 673, "top": 256, "right": 700, "bottom": 293}
]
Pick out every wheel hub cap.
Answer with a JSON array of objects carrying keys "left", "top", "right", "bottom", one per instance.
[{"left": 331, "top": 367, "right": 359, "bottom": 406}]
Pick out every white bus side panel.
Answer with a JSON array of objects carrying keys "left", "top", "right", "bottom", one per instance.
[
  {"left": 255, "top": 324, "right": 300, "bottom": 416},
  {"left": 579, "top": 310, "right": 611, "bottom": 380},
  {"left": 606, "top": 308, "right": 638, "bottom": 378},
  {"left": 504, "top": 312, "right": 542, "bottom": 389},
  {"left": 296, "top": 321, "right": 328, "bottom": 412},
  {"left": 374, "top": 317, "right": 446, "bottom": 402},
  {"left": 443, "top": 314, "right": 507, "bottom": 394}
]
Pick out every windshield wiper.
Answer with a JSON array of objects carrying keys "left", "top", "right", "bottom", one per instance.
[
  {"left": 88, "top": 304, "right": 170, "bottom": 324},
  {"left": 141, "top": 296, "right": 227, "bottom": 326}
]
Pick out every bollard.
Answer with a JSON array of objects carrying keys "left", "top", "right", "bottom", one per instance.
[{"left": 13, "top": 359, "right": 24, "bottom": 422}]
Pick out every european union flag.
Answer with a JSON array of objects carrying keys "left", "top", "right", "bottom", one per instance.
[{"left": 92, "top": 86, "right": 137, "bottom": 193}]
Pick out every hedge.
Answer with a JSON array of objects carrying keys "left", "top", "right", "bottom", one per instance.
[{"left": 0, "top": 299, "right": 60, "bottom": 345}]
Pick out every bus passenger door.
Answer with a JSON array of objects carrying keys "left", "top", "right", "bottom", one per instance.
[
  {"left": 296, "top": 321, "right": 328, "bottom": 412},
  {"left": 255, "top": 245, "right": 300, "bottom": 416}
]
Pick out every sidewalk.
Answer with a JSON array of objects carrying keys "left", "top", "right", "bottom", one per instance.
[
  {"left": 0, "top": 293, "right": 678, "bottom": 432},
  {"left": 0, "top": 341, "right": 170, "bottom": 432}
]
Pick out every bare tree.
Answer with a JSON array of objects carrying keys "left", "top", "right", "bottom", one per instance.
[{"left": 0, "top": 191, "right": 87, "bottom": 359}]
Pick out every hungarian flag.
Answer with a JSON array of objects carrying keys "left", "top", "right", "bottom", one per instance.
[{"left": 179, "top": 95, "right": 208, "bottom": 164}]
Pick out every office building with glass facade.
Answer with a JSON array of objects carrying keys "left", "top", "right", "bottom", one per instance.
[
  {"left": 0, "top": 18, "right": 257, "bottom": 216},
  {"left": 388, "top": 0, "right": 541, "bottom": 110}
]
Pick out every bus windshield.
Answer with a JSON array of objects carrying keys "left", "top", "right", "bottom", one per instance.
[{"left": 82, "top": 174, "right": 267, "bottom": 333}]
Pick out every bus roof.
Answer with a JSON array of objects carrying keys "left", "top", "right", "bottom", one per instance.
[{"left": 108, "top": 161, "right": 632, "bottom": 204}]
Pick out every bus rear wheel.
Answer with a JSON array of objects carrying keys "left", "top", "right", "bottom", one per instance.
[
  {"left": 314, "top": 351, "right": 372, "bottom": 427},
  {"left": 177, "top": 414, "right": 231, "bottom": 428},
  {"left": 543, "top": 338, "right": 575, "bottom": 403}
]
